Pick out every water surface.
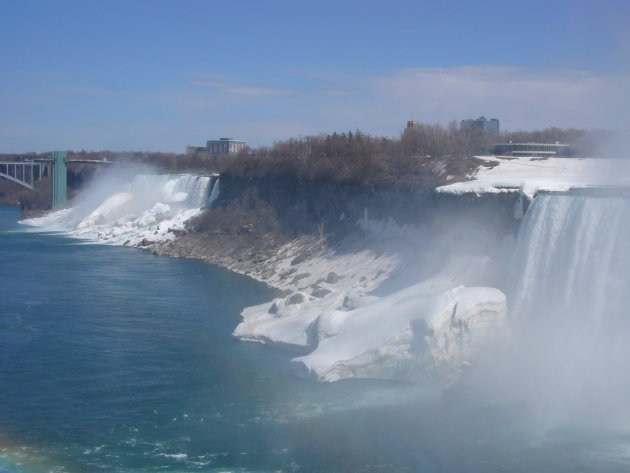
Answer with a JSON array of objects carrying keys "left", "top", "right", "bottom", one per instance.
[{"left": 1, "top": 204, "right": 629, "bottom": 472}]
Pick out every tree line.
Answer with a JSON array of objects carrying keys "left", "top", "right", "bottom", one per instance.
[
  {"left": 217, "top": 122, "right": 606, "bottom": 188},
  {"left": 1, "top": 122, "right": 609, "bottom": 191}
]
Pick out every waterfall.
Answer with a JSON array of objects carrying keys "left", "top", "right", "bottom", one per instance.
[
  {"left": 510, "top": 192, "right": 630, "bottom": 324},
  {"left": 170, "top": 174, "right": 212, "bottom": 208},
  {"left": 206, "top": 176, "right": 220, "bottom": 208},
  {"left": 22, "top": 173, "right": 216, "bottom": 246},
  {"left": 494, "top": 191, "right": 630, "bottom": 424}
]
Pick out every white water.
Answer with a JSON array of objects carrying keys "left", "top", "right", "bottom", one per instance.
[
  {"left": 234, "top": 190, "right": 630, "bottom": 391},
  {"left": 511, "top": 192, "right": 630, "bottom": 324},
  {"left": 471, "top": 191, "right": 630, "bottom": 427},
  {"left": 19, "top": 174, "right": 630, "bottom": 421},
  {"left": 22, "top": 173, "right": 219, "bottom": 246}
]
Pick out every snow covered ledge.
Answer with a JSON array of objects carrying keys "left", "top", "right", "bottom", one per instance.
[
  {"left": 436, "top": 156, "right": 627, "bottom": 198},
  {"left": 292, "top": 284, "right": 506, "bottom": 383},
  {"left": 233, "top": 221, "right": 508, "bottom": 384}
]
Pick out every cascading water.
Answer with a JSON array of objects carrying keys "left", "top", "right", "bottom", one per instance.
[
  {"left": 482, "top": 190, "right": 630, "bottom": 425},
  {"left": 511, "top": 192, "right": 630, "bottom": 324},
  {"left": 22, "top": 173, "right": 220, "bottom": 246},
  {"left": 206, "top": 177, "right": 220, "bottom": 208}
]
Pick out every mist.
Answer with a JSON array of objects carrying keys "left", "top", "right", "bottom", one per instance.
[
  {"left": 428, "top": 190, "right": 630, "bottom": 439},
  {"left": 15, "top": 152, "right": 630, "bottom": 469},
  {"left": 22, "top": 167, "right": 218, "bottom": 247}
]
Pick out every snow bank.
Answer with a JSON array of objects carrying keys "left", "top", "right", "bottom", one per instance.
[
  {"left": 437, "top": 156, "right": 629, "bottom": 198},
  {"left": 232, "top": 223, "right": 403, "bottom": 349},
  {"left": 294, "top": 284, "right": 506, "bottom": 383},
  {"left": 234, "top": 217, "right": 508, "bottom": 384}
]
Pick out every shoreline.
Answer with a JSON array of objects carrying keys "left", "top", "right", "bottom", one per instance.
[
  {"left": 14, "top": 172, "right": 514, "bottom": 385},
  {"left": 153, "top": 215, "right": 508, "bottom": 384}
]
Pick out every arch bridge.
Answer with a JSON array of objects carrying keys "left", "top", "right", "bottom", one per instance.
[{"left": 1, "top": 151, "right": 112, "bottom": 208}]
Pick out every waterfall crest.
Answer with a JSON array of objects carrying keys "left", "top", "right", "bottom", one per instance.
[
  {"left": 484, "top": 191, "right": 630, "bottom": 425},
  {"left": 511, "top": 192, "right": 630, "bottom": 324}
]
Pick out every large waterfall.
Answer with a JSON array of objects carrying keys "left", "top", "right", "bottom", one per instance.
[
  {"left": 477, "top": 190, "right": 630, "bottom": 425},
  {"left": 22, "top": 173, "right": 219, "bottom": 246},
  {"left": 511, "top": 192, "right": 630, "bottom": 323}
]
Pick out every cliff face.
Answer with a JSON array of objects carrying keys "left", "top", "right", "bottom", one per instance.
[
  {"left": 20, "top": 171, "right": 525, "bottom": 384},
  {"left": 156, "top": 176, "right": 524, "bottom": 295},
  {"left": 184, "top": 177, "right": 522, "bottom": 384},
  {"left": 206, "top": 176, "right": 523, "bottom": 237}
]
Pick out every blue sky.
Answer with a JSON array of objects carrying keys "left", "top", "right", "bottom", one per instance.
[{"left": 1, "top": 0, "right": 628, "bottom": 152}]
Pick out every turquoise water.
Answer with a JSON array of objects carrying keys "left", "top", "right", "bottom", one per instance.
[{"left": 1, "top": 204, "right": 629, "bottom": 472}]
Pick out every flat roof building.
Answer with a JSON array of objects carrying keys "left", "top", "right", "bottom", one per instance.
[
  {"left": 493, "top": 142, "right": 573, "bottom": 157},
  {"left": 461, "top": 116, "right": 500, "bottom": 137},
  {"left": 206, "top": 138, "right": 246, "bottom": 157},
  {"left": 186, "top": 146, "right": 207, "bottom": 155}
]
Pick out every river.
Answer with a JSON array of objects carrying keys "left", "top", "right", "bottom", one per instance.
[{"left": 1, "top": 203, "right": 630, "bottom": 472}]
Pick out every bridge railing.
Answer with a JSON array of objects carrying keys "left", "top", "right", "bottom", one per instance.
[{"left": 0, "top": 161, "right": 46, "bottom": 190}]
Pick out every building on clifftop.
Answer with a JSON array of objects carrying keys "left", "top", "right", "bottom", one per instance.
[
  {"left": 206, "top": 138, "right": 247, "bottom": 157},
  {"left": 460, "top": 116, "right": 500, "bottom": 137},
  {"left": 493, "top": 142, "right": 573, "bottom": 157}
]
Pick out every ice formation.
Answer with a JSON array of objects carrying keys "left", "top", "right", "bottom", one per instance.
[
  {"left": 233, "top": 218, "right": 509, "bottom": 384},
  {"left": 292, "top": 283, "right": 506, "bottom": 383},
  {"left": 22, "top": 173, "right": 219, "bottom": 246},
  {"left": 21, "top": 157, "right": 629, "bottom": 387},
  {"left": 235, "top": 158, "right": 630, "bottom": 384}
]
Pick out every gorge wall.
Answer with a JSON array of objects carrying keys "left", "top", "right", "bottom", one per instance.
[
  {"left": 161, "top": 176, "right": 525, "bottom": 281},
  {"left": 21, "top": 171, "right": 529, "bottom": 385}
]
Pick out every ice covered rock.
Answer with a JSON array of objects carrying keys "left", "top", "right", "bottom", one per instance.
[
  {"left": 292, "top": 284, "right": 506, "bottom": 383},
  {"left": 286, "top": 292, "right": 306, "bottom": 305},
  {"left": 232, "top": 296, "right": 322, "bottom": 350},
  {"left": 84, "top": 192, "right": 135, "bottom": 224}
]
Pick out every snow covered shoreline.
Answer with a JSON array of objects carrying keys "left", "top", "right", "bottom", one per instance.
[
  {"left": 19, "top": 157, "right": 629, "bottom": 385},
  {"left": 228, "top": 217, "right": 508, "bottom": 384},
  {"left": 232, "top": 155, "right": 630, "bottom": 383},
  {"left": 19, "top": 171, "right": 510, "bottom": 384}
]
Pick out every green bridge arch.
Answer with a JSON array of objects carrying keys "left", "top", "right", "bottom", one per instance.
[{"left": 0, "top": 151, "right": 67, "bottom": 208}]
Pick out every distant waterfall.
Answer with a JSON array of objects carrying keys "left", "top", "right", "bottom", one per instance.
[
  {"left": 510, "top": 192, "right": 630, "bottom": 324},
  {"left": 171, "top": 174, "right": 212, "bottom": 207},
  {"left": 206, "top": 176, "right": 220, "bottom": 208},
  {"left": 22, "top": 173, "right": 219, "bottom": 246}
]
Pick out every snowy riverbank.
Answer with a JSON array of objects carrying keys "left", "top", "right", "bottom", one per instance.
[
  {"left": 19, "top": 157, "right": 629, "bottom": 385},
  {"left": 229, "top": 219, "right": 508, "bottom": 384}
]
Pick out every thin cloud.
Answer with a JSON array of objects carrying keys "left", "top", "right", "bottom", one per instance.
[
  {"left": 176, "top": 66, "right": 630, "bottom": 148},
  {"left": 190, "top": 80, "right": 295, "bottom": 97},
  {"left": 360, "top": 66, "right": 630, "bottom": 132},
  {"left": 3, "top": 66, "right": 628, "bottom": 152},
  {"left": 321, "top": 89, "right": 355, "bottom": 96}
]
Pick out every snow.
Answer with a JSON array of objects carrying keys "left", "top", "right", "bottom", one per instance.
[
  {"left": 234, "top": 156, "right": 630, "bottom": 383},
  {"left": 232, "top": 229, "right": 402, "bottom": 349},
  {"left": 233, "top": 217, "right": 508, "bottom": 384},
  {"left": 294, "top": 284, "right": 505, "bottom": 383},
  {"left": 28, "top": 157, "right": 625, "bottom": 384},
  {"left": 437, "top": 156, "right": 630, "bottom": 198},
  {"left": 21, "top": 174, "right": 218, "bottom": 247}
]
